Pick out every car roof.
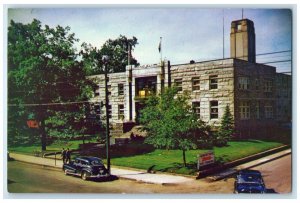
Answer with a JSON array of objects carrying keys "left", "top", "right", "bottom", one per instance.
[
  {"left": 238, "top": 169, "right": 262, "bottom": 175},
  {"left": 75, "top": 156, "right": 102, "bottom": 162}
]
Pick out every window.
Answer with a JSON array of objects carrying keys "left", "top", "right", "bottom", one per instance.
[
  {"left": 94, "top": 90, "right": 100, "bottom": 96},
  {"left": 192, "top": 102, "right": 200, "bottom": 118},
  {"left": 174, "top": 78, "right": 183, "bottom": 92},
  {"left": 118, "top": 84, "right": 124, "bottom": 96},
  {"left": 210, "top": 75, "right": 218, "bottom": 89},
  {"left": 118, "top": 104, "right": 124, "bottom": 120},
  {"left": 265, "top": 105, "right": 273, "bottom": 119},
  {"left": 108, "top": 104, "right": 112, "bottom": 119},
  {"left": 237, "top": 24, "right": 242, "bottom": 31},
  {"left": 238, "top": 77, "right": 250, "bottom": 90},
  {"left": 107, "top": 85, "right": 111, "bottom": 96},
  {"left": 264, "top": 79, "right": 273, "bottom": 92},
  {"left": 210, "top": 101, "right": 218, "bottom": 119},
  {"left": 239, "top": 101, "right": 250, "bottom": 120},
  {"left": 192, "top": 77, "right": 200, "bottom": 91},
  {"left": 255, "top": 79, "right": 259, "bottom": 91},
  {"left": 255, "top": 102, "right": 260, "bottom": 119}
]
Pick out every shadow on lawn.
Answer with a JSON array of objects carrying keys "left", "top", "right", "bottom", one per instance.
[{"left": 78, "top": 142, "right": 155, "bottom": 159}]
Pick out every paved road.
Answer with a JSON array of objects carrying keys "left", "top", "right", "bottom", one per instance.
[
  {"left": 251, "top": 154, "right": 291, "bottom": 193},
  {"left": 7, "top": 161, "right": 235, "bottom": 194},
  {"left": 7, "top": 154, "right": 291, "bottom": 194}
]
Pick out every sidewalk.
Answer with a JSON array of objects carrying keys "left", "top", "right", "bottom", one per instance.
[
  {"left": 8, "top": 153, "right": 194, "bottom": 185},
  {"left": 8, "top": 148, "right": 291, "bottom": 184},
  {"left": 205, "top": 148, "right": 291, "bottom": 181}
]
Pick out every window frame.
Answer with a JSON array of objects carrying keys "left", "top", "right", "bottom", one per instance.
[
  {"left": 210, "top": 101, "right": 218, "bottom": 119},
  {"left": 192, "top": 77, "right": 200, "bottom": 91},
  {"left": 118, "top": 84, "right": 124, "bottom": 96},
  {"left": 174, "top": 78, "right": 183, "bottom": 92},
  {"left": 209, "top": 75, "right": 218, "bottom": 90},
  {"left": 192, "top": 101, "right": 201, "bottom": 118},
  {"left": 239, "top": 101, "right": 250, "bottom": 120},
  {"left": 118, "top": 104, "right": 125, "bottom": 120}
]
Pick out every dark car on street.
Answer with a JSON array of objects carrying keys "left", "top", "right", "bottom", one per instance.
[
  {"left": 63, "top": 156, "right": 109, "bottom": 181},
  {"left": 234, "top": 169, "right": 266, "bottom": 194}
]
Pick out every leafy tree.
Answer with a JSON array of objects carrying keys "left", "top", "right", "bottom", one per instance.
[
  {"left": 80, "top": 35, "right": 139, "bottom": 75},
  {"left": 8, "top": 19, "right": 95, "bottom": 150},
  {"left": 215, "top": 105, "right": 234, "bottom": 146},
  {"left": 140, "top": 87, "right": 209, "bottom": 167}
]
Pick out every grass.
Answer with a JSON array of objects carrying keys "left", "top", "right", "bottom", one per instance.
[
  {"left": 8, "top": 140, "right": 86, "bottom": 155},
  {"left": 8, "top": 139, "right": 284, "bottom": 175},
  {"left": 109, "top": 140, "right": 284, "bottom": 175}
]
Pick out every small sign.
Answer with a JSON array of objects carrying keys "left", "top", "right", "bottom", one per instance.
[
  {"left": 27, "top": 120, "right": 39, "bottom": 128},
  {"left": 197, "top": 151, "right": 215, "bottom": 169}
]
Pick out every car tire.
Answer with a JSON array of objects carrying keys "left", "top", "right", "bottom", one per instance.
[{"left": 81, "top": 171, "right": 88, "bottom": 181}]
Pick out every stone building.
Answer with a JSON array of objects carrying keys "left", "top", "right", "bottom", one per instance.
[{"left": 89, "top": 18, "right": 291, "bottom": 140}]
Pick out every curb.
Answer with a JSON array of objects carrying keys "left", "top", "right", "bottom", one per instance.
[
  {"left": 207, "top": 150, "right": 291, "bottom": 182},
  {"left": 197, "top": 145, "right": 290, "bottom": 179}
]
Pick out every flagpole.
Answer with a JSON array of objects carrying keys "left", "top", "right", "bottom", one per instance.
[
  {"left": 223, "top": 9, "right": 224, "bottom": 59},
  {"left": 160, "top": 37, "right": 162, "bottom": 63}
]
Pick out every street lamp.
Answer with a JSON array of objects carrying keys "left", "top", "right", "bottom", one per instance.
[{"left": 102, "top": 55, "right": 111, "bottom": 175}]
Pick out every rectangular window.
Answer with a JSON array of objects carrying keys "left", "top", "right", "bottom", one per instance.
[
  {"left": 174, "top": 78, "right": 183, "bottom": 92},
  {"left": 239, "top": 101, "right": 250, "bottom": 119},
  {"left": 264, "top": 79, "right": 273, "bottom": 92},
  {"left": 255, "top": 79, "right": 259, "bottom": 91},
  {"left": 255, "top": 102, "right": 260, "bottom": 119},
  {"left": 107, "top": 85, "right": 111, "bottom": 96},
  {"left": 192, "top": 102, "right": 200, "bottom": 118},
  {"left": 265, "top": 105, "right": 273, "bottom": 119},
  {"left": 192, "top": 77, "right": 200, "bottom": 91},
  {"left": 210, "top": 101, "right": 218, "bottom": 119},
  {"left": 94, "top": 90, "right": 100, "bottom": 96},
  {"left": 238, "top": 77, "right": 250, "bottom": 90},
  {"left": 108, "top": 104, "right": 112, "bottom": 119},
  {"left": 118, "top": 84, "right": 124, "bottom": 96},
  {"left": 118, "top": 104, "right": 124, "bottom": 120},
  {"left": 210, "top": 75, "right": 218, "bottom": 89}
]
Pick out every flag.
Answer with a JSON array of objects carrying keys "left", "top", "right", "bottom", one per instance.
[{"left": 158, "top": 37, "right": 162, "bottom": 53}]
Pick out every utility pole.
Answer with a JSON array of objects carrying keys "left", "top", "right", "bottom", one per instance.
[{"left": 102, "top": 55, "right": 110, "bottom": 175}]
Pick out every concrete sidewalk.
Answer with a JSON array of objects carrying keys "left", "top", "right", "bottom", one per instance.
[
  {"left": 8, "top": 153, "right": 194, "bottom": 185},
  {"left": 205, "top": 148, "right": 291, "bottom": 181}
]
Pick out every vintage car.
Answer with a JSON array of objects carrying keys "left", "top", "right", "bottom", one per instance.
[
  {"left": 63, "top": 156, "right": 109, "bottom": 180},
  {"left": 234, "top": 169, "right": 266, "bottom": 194}
]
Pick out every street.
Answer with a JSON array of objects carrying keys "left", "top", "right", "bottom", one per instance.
[
  {"left": 251, "top": 154, "right": 292, "bottom": 193},
  {"left": 7, "top": 154, "right": 291, "bottom": 194}
]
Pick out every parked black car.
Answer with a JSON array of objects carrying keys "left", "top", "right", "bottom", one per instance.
[
  {"left": 234, "top": 169, "right": 266, "bottom": 194},
  {"left": 63, "top": 156, "right": 109, "bottom": 180}
]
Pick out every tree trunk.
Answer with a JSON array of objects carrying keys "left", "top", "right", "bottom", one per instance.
[
  {"left": 182, "top": 149, "right": 187, "bottom": 167},
  {"left": 40, "top": 119, "right": 46, "bottom": 151}
]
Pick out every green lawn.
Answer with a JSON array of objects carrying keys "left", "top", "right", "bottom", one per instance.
[
  {"left": 110, "top": 140, "right": 284, "bottom": 175},
  {"left": 8, "top": 139, "right": 284, "bottom": 175},
  {"left": 8, "top": 140, "right": 85, "bottom": 155}
]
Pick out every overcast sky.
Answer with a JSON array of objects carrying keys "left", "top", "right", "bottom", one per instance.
[{"left": 8, "top": 7, "right": 292, "bottom": 73}]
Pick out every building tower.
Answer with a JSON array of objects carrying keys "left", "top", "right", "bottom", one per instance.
[{"left": 230, "top": 19, "right": 256, "bottom": 63}]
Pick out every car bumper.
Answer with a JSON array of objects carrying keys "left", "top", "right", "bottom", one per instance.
[{"left": 89, "top": 174, "right": 110, "bottom": 178}]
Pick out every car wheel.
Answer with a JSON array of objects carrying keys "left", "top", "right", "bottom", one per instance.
[
  {"left": 81, "top": 171, "right": 88, "bottom": 181},
  {"left": 64, "top": 169, "right": 69, "bottom": 175}
]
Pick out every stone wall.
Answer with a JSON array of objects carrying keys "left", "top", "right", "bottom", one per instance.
[{"left": 170, "top": 59, "right": 235, "bottom": 126}]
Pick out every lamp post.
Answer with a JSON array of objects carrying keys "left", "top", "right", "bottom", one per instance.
[{"left": 102, "top": 55, "right": 111, "bottom": 174}]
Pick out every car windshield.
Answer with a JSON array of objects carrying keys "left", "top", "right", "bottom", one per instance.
[
  {"left": 238, "top": 174, "right": 262, "bottom": 183},
  {"left": 90, "top": 159, "right": 103, "bottom": 166}
]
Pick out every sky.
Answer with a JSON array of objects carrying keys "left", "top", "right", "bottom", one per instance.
[{"left": 7, "top": 7, "right": 292, "bottom": 73}]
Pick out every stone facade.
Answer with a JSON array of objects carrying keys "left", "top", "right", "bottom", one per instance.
[
  {"left": 88, "top": 18, "right": 291, "bottom": 139},
  {"left": 89, "top": 58, "right": 291, "bottom": 138}
]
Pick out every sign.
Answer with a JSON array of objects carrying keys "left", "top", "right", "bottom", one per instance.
[
  {"left": 197, "top": 151, "right": 215, "bottom": 169},
  {"left": 27, "top": 120, "right": 39, "bottom": 128}
]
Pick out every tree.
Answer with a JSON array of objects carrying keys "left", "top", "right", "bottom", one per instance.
[
  {"left": 8, "top": 19, "right": 95, "bottom": 150},
  {"left": 140, "top": 87, "right": 208, "bottom": 167},
  {"left": 80, "top": 35, "right": 139, "bottom": 75},
  {"left": 215, "top": 105, "right": 234, "bottom": 146}
]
